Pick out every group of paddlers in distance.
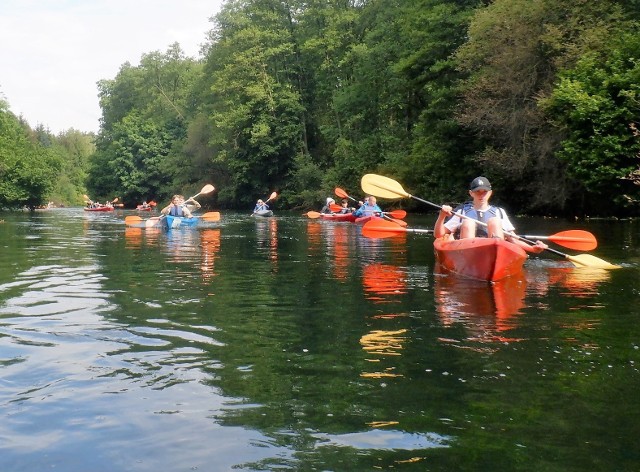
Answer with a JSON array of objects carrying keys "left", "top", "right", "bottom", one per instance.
[{"left": 319, "top": 195, "right": 382, "bottom": 218}]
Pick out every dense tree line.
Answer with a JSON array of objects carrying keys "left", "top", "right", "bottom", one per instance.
[
  {"left": 0, "top": 99, "right": 93, "bottom": 209},
  {"left": 2, "top": 0, "right": 638, "bottom": 216}
]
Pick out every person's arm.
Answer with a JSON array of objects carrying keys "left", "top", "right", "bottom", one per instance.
[
  {"left": 161, "top": 204, "right": 171, "bottom": 215},
  {"left": 506, "top": 235, "right": 548, "bottom": 253},
  {"left": 500, "top": 208, "right": 548, "bottom": 253},
  {"left": 434, "top": 205, "right": 453, "bottom": 238},
  {"left": 185, "top": 198, "right": 201, "bottom": 210}
]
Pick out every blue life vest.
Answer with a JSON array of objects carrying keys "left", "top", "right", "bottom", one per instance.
[
  {"left": 169, "top": 204, "right": 184, "bottom": 216},
  {"left": 451, "top": 203, "right": 503, "bottom": 238}
]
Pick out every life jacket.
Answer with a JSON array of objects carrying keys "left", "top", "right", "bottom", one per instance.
[
  {"left": 355, "top": 203, "right": 381, "bottom": 217},
  {"left": 451, "top": 203, "right": 503, "bottom": 238},
  {"left": 169, "top": 204, "right": 184, "bottom": 216}
]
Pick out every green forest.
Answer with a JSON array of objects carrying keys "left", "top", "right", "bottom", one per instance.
[{"left": 1, "top": 0, "right": 639, "bottom": 216}]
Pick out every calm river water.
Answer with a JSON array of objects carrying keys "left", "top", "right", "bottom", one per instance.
[{"left": 0, "top": 208, "right": 639, "bottom": 471}]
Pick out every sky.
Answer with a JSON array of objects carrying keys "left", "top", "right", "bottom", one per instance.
[{"left": 0, "top": 0, "right": 225, "bottom": 134}]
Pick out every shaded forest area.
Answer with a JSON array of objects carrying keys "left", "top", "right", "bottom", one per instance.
[{"left": 1, "top": 0, "right": 639, "bottom": 216}]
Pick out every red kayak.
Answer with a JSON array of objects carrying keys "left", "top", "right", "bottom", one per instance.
[
  {"left": 320, "top": 212, "right": 357, "bottom": 222},
  {"left": 434, "top": 237, "right": 527, "bottom": 282},
  {"left": 84, "top": 205, "right": 114, "bottom": 212},
  {"left": 136, "top": 205, "right": 153, "bottom": 211}
]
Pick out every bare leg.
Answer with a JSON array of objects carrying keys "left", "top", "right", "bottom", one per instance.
[
  {"left": 487, "top": 217, "right": 504, "bottom": 238},
  {"left": 459, "top": 219, "right": 477, "bottom": 239}
]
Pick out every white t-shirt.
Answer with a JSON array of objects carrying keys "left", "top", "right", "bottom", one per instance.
[{"left": 444, "top": 205, "right": 515, "bottom": 235}]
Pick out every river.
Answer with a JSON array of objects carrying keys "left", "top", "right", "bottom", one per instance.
[{"left": 0, "top": 208, "right": 638, "bottom": 471}]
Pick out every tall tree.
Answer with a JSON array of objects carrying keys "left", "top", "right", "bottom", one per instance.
[
  {"left": 199, "top": 0, "right": 305, "bottom": 206},
  {"left": 541, "top": 27, "right": 640, "bottom": 212},
  {"left": 90, "top": 44, "right": 202, "bottom": 203},
  {"left": 455, "top": 0, "right": 635, "bottom": 213}
]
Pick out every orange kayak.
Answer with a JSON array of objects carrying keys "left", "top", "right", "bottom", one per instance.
[{"left": 434, "top": 237, "right": 527, "bottom": 282}]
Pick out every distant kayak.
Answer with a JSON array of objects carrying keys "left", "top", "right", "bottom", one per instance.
[
  {"left": 84, "top": 205, "right": 114, "bottom": 212},
  {"left": 253, "top": 209, "right": 273, "bottom": 217}
]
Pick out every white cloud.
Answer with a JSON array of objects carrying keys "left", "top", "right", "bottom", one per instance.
[{"left": 0, "top": 0, "right": 224, "bottom": 134}]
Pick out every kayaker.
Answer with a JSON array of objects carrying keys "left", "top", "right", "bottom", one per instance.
[
  {"left": 254, "top": 199, "right": 269, "bottom": 213},
  {"left": 161, "top": 194, "right": 194, "bottom": 218},
  {"left": 339, "top": 199, "right": 354, "bottom": 214},
  {"left": 354, "top": 196, "right": 382, "bottom": 217},
  {"left": 320, "top": 197, "right": 335, "bottom": 214},
  {"left": 434, "top": 176, "right": 547, "bottom": 253}
]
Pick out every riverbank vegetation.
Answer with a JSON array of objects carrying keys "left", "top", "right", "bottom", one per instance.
[{"left": 1, "top": 0, "right": 638, "bottom": 216}]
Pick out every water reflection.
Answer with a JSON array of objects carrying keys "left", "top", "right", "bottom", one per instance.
[
  {"left": 360, "top": 329, "right": 408, "bottom": 379},
  {"left": 433, "top": 264, "right": 615, "bottom": 345},
  {"left": 434, "top": 273, "right": 527, "bottom": 343},
  {"left": 326, "top": 223, "right": 352, "bottom": 280},
  {"left": 200, "top": 229, "right": 221, "bottom": 281},
  {"left": 362, "top": 263, "right": 408, "bottom": 303},
  {"left": 255, "top": 218, "right": 278, "bottom": 270},
  {"left": 547, "top": 266, "right": 612, "bottom": 298},
  {"left": 306, "top": 221, "right": 358, "bottom": 280},
  {"left": 306, "top": 220, "right": 322, "bottom": 253},
  {"left": 124, "top": 225, "right": 162, "bottom": 249}
]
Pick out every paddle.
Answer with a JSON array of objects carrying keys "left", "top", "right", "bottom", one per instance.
[
  {"left": 520, "top": 230, "right": 597, "bottom": 251},
  {"left": 380, "top": 214, "right": 408, "bottom": 227},
  {"left": 362, "top": 219, "right": 594, "bottom": 251},
  {"left": 199, "top": 211, "right": 221, "bottom": 222},
  {"left": 329, "top": 203, "right": 346, "bottom": 213},
  {"left": 362, "top": 219, "right": 432, "bottom": 238},
  {"left": 335, "top": 185, "right": 406, "bottom": 225},
  {"left": 190, "top": 184, "right": 215, "bottom": 200},
  {"left": 335, "top": 187, "right": 359, "bottom": 203},
  {"left": 360, "top": 174, "right": 619, "bottom": 269},
  {"left": 304, "top": 211, "right": 323, "bottom": 219}
]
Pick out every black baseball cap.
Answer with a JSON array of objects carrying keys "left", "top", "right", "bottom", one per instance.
[{"left": 470, "top": 176, "right": 491, "bottom": 191}]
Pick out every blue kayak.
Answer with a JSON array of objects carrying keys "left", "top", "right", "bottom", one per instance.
[
  {"left": 164, "top": 215, "right": 199, "bottom": 229},
  {"left": 253, "top": 209, "right": 273, "bottom": 217}
]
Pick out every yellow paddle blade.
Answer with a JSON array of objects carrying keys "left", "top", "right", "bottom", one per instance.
[
  {"left": 124, "top": 216, "right": 143, "bottom": 223},
  {"left": 566, "top": 253, "right": 621, "bottom": 269},
  {"left": 305, "top": 211, "right": 322, "bottom": 219},
  {"left": 201, "top": 212, "right": 221, "bottom": 221},
  {"left": 361, "top": 174, "right": 410, "bottom": 200}
]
